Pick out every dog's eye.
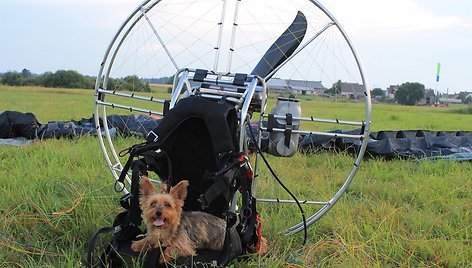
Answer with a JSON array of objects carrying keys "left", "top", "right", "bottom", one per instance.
[
  {"left": 150, "top": 201, "right": 157, "bottom": 207},
  {"left": 164, "top": 203, "right": 171, "bottom": 208}
]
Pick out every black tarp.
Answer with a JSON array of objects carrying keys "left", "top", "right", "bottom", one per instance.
[
  {"left": 299, "top": 129, "right": 472, "bottom": 160},
  {"left": 0, "top": 111, "right": 41, "bottom": 139},
  {"left": 0, "top": 111, "right": 161, "bottom": 140},
  {"left": 1, "top": 111, "right": 471, "bottom": 160}
]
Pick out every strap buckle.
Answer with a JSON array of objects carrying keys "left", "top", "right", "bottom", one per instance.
[
  {"left": 198, "top": 194, "right": 210, "bottom": 209},
  {"left": 147, "top": 130, "right": 159, "bottom": 142}
]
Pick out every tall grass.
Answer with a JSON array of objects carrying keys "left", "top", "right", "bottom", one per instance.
[
  {"left": 449, "top": 105, "right": 472, "bottom": 115},
  {"left": 0, "top": 86, "right": 471, "bottom": 267}
]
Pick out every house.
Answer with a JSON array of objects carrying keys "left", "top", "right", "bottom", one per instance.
[
  {"left": 286, "top": 79, "right": 325, "bottom": 95},
  {"left": 439, "top": 93, "right": 462, "bottom": 104},
  {"left": 266, "top": 78, "right": 325, "bottom": 95},
  {"left": 340, "top": 82, "right": 365, "bottom": 99},
  {"left": 422, "top": 89, "right": 436, "bottom": 105},
  {"left": 387, "top": 85, "right": 398, "bottom": 99},
  {"left": 266, "top": 78, "right": 288, "bottom": 91}
]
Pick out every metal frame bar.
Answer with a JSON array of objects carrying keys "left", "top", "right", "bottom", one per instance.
[
  {"left": 96, "top": 101, "right": 164, "bottom": 116},
  {"left": 226, "top": 0, "right": 241, "bottom": 73},
  {"left": 97, "top": 88, "right": 167, "bottom": 104},
  {"left": 213, "top": 0, "right": 227, "bottom": 71},
  {"left": 140, "top": 6, "right": 179, "bottom": 70},
  {"left": 283, "top": 0, "right": 372, "bottom": 235},
  {"left": 263, "top": 114, "right": 365, "bottom": 127}
]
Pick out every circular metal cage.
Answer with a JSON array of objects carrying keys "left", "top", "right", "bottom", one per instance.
[{"left": 94, "top": 0, "right": 371, "bottom": 235}]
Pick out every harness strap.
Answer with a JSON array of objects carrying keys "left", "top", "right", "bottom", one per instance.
[
  {"left": 128, "top": 160, "right": 147, "bottom": 227},
  {"left": 198, "top": 171, "right": 234, "bottom": 209},
  {"left": 86, "top": 225, "right": 121, "bottom": 268},
  {"left": 198, "top": 153, "right": 243, "bottom": 210},
  {"left": 141, "top": 150, "right": 173, "bottom": 186},
  {"left": 116, "top": 153, "right": 134, "bottom": 191},
  {"left": 236, "top": 155, "right": 258, "bottom": 248},
  {"left": 241, "top": 197, "right": 258, "bottom": 247},
  {"left": 284, "top": 113, "right": 293, "bottom": 148}
]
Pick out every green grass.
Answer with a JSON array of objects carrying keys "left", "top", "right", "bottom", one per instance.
[
  {"left": 449, "top": 106, "right": 472, "bottom": 115},
  {"left": 0, "top": 85, "right": 471, "bottom": 267}
]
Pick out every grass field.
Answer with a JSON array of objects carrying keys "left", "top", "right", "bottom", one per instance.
[{"left": 0, "top": 85, "right": 471, "bottom": 267}]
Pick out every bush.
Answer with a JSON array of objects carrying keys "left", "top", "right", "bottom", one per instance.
[
  {"left": 1, "top": 72, "right": 23, "bottom": 86},
  {"left": 1, "top": 69, "right": 150, "bottom": 91},
  {"left": 395, "top": 82, "right": 425, "bottom": 105},
  {"left": 42, "top": 70, "right": 94, "bottom": 89},
  {"left": 106, "top": 75, "right": 150, "bottom": 92}
]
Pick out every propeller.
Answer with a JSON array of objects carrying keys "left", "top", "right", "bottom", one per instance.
[{"left": 250, "top": 11, "right": 307, "bottom": 80}]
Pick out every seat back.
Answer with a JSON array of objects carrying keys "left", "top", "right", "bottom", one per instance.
[{"left": 147, "top": 95, "right": 240, "bottom": 216}]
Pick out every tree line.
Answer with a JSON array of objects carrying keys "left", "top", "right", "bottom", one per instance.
[
  {"left": 373, "top": 82, "right": 471, "bottom": 105},
  {"left": 326, "top": 80, "right": 429, "bottom": 106},
  {"left": 371, "top": 82, "right": 426, "bottom": 106},
  {"left": 0, "top": 69, "right": 151, "bottom": 92}
]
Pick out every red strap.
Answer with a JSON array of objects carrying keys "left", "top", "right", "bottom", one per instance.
[{"left": 255, "top": 213, "right": 264, "bottom": 255}]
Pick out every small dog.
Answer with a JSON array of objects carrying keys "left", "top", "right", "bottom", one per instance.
[{"left": 131, "top": 177, "right": 226, "bottom": 263}]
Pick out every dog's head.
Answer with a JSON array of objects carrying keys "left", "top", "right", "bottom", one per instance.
[{"left": 139, "top": 177, "right": 188, "bottom": 232}]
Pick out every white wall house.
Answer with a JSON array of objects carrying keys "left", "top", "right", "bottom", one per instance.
[{"left": 266, "top": 78, "right": 325, "bottom": 95}]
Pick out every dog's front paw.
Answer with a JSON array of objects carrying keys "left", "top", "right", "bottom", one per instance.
[
  {"left": 159, "top": 248, "right": 178, "bottom": 264},
  {"left": 159, "top": 251, "right": 174, "bottom": 264},
  {"left": 131, "top": 239, "right": 151, "bottom": 252}
]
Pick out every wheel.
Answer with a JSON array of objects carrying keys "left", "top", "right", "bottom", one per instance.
[{"left": 94, "top": 0, "right": 371, "bottom": 236}]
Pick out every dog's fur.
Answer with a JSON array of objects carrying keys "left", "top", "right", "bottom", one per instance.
[{"left": 131, "top": 177, "right": 226, "bottom": 263}]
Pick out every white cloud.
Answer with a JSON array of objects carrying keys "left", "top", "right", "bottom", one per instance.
[{"left": 325, "top": 0, "right": 471, "bottom": 37}]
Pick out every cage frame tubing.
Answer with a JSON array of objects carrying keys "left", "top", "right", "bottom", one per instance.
[
  {"left": 96, "top": 88, "right": 167, "bottom": 104},
  {"left": 139, "top": 6, "right": 179, "bottom": 70},
  {"left": 252, "top": 80, "right": 268, "bottom": 197},
  {"left": 238, "top": 77, "right": 258, "bottom": 150},
  {"left": 284, "top": 0, "right": 372, "bottom": 235},
  {"left": 263, "top": 114, "right": 365, "bottom": 127},
  {"left": 95, "top": 101, "right": 164, "bottom": 117},
  {"left": 226, "top": 0, "right": 242, "bottom": 73},
  {"left": 213, "top": 0, "right": 228, "bottom": 71},
  {"left": 96, "top": 0, "right": 165, "bottom": 193},
  {"left": 260, "top": 128, "right": 364, "bottom": 140},
  {"left": 170, "top": 69, "right": 190, "bottom": 109},
  {"left": 94, "top": 0, "right": 154, "bottom": 193}
]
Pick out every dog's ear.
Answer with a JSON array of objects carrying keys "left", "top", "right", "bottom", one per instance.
[
  {"left": 140, "top": 176, "right": 156, "bottom": 196},
  {"left": 169, "top": 180, "right": 189, "bottom": 201}
]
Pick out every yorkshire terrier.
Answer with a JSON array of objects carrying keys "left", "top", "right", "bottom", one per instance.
[{"left": 131, "top": 177, "right": 226, "bottom": 263}]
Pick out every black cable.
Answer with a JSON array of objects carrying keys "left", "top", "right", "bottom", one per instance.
[{"left": 246, "top": 120, "right": 307, "bottom": 245}]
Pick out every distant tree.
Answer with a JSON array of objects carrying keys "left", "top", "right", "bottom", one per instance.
[
  {"left": 121, "top": 75, "right": 151, "bottom": 92},
  {"left": 395, "top": 82, "right": 425, "bottom": 105},
  {"left": 325, "top": 80, "right": 342, "bottom": 95},
  {"left": 105, "top": 77, "right": 116, "bottom": 90},
  {"left": 41, "top": 70, "right": 94, "bottom": 89},
  {"left": 106, "top": 75, "right": 150, "bottom": 92},
  {"left": 457, "top": 92, "right": 472, "bottom": 103},
  {"left": 465, "top": 96, "right": 472, "bottom": 104},
  {"left": 1, "top": 71, "right": 23, "bottom": 86},
  {"left": 371, "top": 87, "right": 385, "bottom": 97},
  {"left": 0, "top": 69, "right": 151, "bottom": 91},
  {"left": 166, "top": 75, "right": 175, "bottom": 84},
  {"left": 21, "top": 68, "right": 32, "bottom": 78}
]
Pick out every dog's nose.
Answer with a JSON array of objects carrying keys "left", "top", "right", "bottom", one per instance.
[{"left": 156, "top": 210, "right": 162, "bottom": 217}]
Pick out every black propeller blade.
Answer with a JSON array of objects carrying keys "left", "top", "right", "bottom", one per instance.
[{"left": 250, "top": 11, "right": 307, "bottom": 80}]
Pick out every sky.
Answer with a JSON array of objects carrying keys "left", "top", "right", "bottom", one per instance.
[{"left": 0, "top": 0, "right": 471, "bottom": 93}]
